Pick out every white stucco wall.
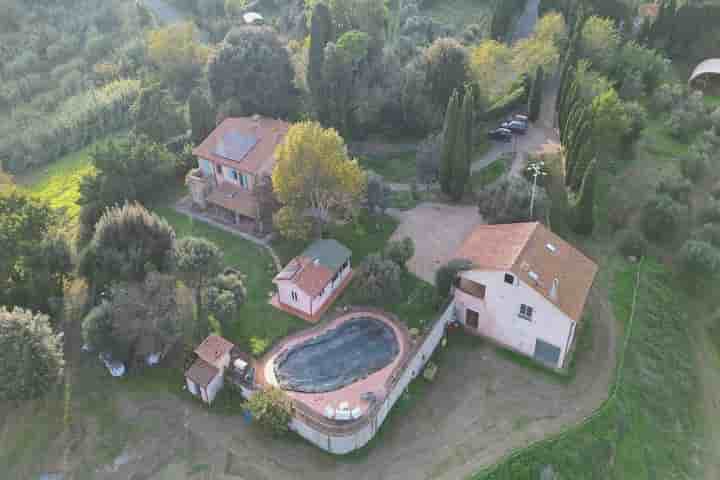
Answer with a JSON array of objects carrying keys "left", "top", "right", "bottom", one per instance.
[
  {"left": 286, "top": 304, "right": 454, "bottom": 454},
  {"left": 454, "top": 269, "right": 575, "bottom": 368},
  {"left": 205, "top": 371, "right": 224, "bottom": 404},
  {"left": 186, "top": 377, "right": 199, "bottom": 396},
  {"left": 277, "top": 280, "right": 312, "bottom": 314}
]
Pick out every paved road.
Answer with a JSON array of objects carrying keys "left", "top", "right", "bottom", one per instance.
[{"left": 512, "top": 0, "right": 541, "bottom": 43}]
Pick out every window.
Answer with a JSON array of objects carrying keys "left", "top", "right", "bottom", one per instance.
[
  {"left": 239, "top": 174, "right": 248, "bottom": 188},
  {"left": 519, "top": 304, "right": 533, "bottom": 320},
  {"left": 291, "top": 291, "right": 298, "bottom": 302},
  {"left": 230, "top": 169, "right": 238, "bottom": 181},
  {"left": 504, "top": 273, "right": 515, "bottom": 285},
  {"left": 215, "top": 164, "right": 222, "bottom": 174},
  {"left": 534, "top": 339, "right": 561, "bottom": 367}
]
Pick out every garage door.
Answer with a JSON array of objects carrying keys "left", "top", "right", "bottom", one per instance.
[{"left": 534, "top": 339, "right": 561, "bottom": 367}]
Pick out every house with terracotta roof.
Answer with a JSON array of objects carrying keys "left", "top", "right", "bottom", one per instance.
[
  {"left": 186, "top": 115, "right": 290, "bottom": 226},
  {"left": 185, "top": 335, "right": 235, "bottom": 404},
  {"left": 271, "top": 239, "right": 353, "bottom": 322},
  {"left": 453, "top": 222, "right": 598, "bottom": 370}
]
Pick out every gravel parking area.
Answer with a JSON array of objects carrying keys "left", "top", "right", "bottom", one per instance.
[{"left": 389, "top": 203, "right": 485, "bottom": 284}]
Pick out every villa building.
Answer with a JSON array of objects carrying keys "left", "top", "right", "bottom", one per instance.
[
  {"left": 453, "top": 222, "right": 598, "bottom": 370},
  {"left": 271, "top": 239, "right": 353, "bottom": 322},
  {"left": 186, "top": 115, "right": 290, "bottom": 228}
]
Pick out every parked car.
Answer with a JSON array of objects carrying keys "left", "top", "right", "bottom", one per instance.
[
  {"left": 488, "top": 128, "right": 513, "bottom": 142},
  {"left": 513, "top": 114, "right": 529, "bottom": 123},
  {"left": 501, "top": 120, "right": 528, "bottom": 134}
]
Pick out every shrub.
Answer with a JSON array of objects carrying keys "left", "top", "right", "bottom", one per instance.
[
  {"left": 641, "top": 194, "right": 682, "bottom": 243},
  {"left": 206, "top": 270, "right": 247, "bottom": 323},
  {"left": 698, "top": 203, "right": 720, "bottom": 224},
  {"left": 435, "top": 258, "right": 474, "bottom": 299},
  {"left": 617, "top": 229, "right": 648, "bottom": 258},
  {"left": 384, "top": 237, "right": 415, "bottom": 270},
  {"left": 692, "top": 223, "right": 720, "bottom": 248},
  {"left": 657, "top": 177, "right": 692, "bottom": 204},
  {"left": 477, "top": 176, "right": 549, "bottom": 224},
  {"left": 677, "top": 240, "right": 720, "bottom": 278},
  {"left": 0, "top": 307, "right": 64, "bottom": 402},
  {"left": 354, "top": 253, "right": 402, "bottom": 304},
  {"left": 245, "top": 387, "right": 293, "bottom": 435}
]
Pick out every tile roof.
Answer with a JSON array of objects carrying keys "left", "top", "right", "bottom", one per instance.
[
  {"left": 195, "top": 335, "right": 234, "bottom": 364},
  {"left": 206, "top": 181, "right": 259, "bottom": 219},
  {"left": 185, "top": 358, "right": 219, "bottom": 388},
  {"left": 192, "top": 116, "right": 290, "bottom": 176},
  {"left": 273, "top": 239, "right": 351, "bottom": 297},
  {"left": 456, "top": 222, "right": 598, "bottom": 322}
]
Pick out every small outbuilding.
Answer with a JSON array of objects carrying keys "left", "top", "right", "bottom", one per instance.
[
  {"left": 185, "top": 335, "right": 234, "bottom": 404},
  {"left": 690, "top": 58, "right": 720, "bottom": 94},
  {"left": 271, "top": 239, "right": 353, "bottom": 322}
]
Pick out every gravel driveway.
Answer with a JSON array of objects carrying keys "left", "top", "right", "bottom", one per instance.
[{"left": 389, "top": 203, "right": 485, "bottom": 284}]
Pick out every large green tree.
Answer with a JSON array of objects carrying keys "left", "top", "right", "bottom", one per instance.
[
  {"left": 208, "top": 27, "right": 298, "bottom": 118},
  {"left": 528, "top": 66, "right": 544, "bottom": 122},
  {"left": 421, "top": 38, "right": 469, "bottom": 112},
  {"left": 440, "top": 89, "right": 461, "bottom": 196},
  {"left": 0, "top": 307, "right": 64, "bottom": 402},
  {"left": 79, "top": 203, "right": 176, "bottom": 291},
  {"left": 308, "top": 1, "right": 333, "bottom": 118},
  {"left": 131, "top": 81, "right": 186, "bottom": 144},
  {"left": 0, "top": 189, "right": 72, "bottom": 316},
  {"left": 174, "top": 237, "right": 223, "bottom": 340},
  {"left": 78, "top": 135, "right": 176, "bottom": 245},
  {"left": 188, "top": 88, "right": 216, "bottom": 145},
  {"left": 440, "top": 87, "right": 473, "bottom": 201}
]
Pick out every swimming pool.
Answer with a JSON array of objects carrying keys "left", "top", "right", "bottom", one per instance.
[{"left": 274, "top": 316, "right": 400, "bottom": 393}]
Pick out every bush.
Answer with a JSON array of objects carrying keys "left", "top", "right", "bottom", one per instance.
[
  {"left": 354, "top": 253, "right": 402, "bottom": 304},
  {"left": 692, "top": 223, "right": 720, "bottom": 248},
  {"left": 435, "top": 258, "right": 474, "bottom": 299},
  {"left": 617, "top": 229, "right": 648, "bottom": 258},
  {"left": 698, "top": 203, "right": 720, "bottom": 224},
  {"left": 641, "top": 194, "right": 682, "bottom": 243},
  {"left": 245, "top": 387, "right": 293, "bottom": 435},
  {"left": 0, "top": 307, "right": 64, "bottom": 402},
  {"left": 206, "top": 270, "right": 247, "bottom": 323},
  {"left": 657, "top": 177, "right": 692, "bottom": 204},
  {"left": 477, "top": 176, "right": 549, "bottom": 224},
  {"left": 677, "top": 240, "right": 720, "bottom": 278},
  {"left": 384, "top": 237, "right": 415, "bottom": 270}
]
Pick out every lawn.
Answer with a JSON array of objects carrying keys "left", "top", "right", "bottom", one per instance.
[
  {"left": 469, "top": 155, "right": 510, "bottom": 192},
  {"left": 155, "top": 207, "right": 306, "bottom": 355},
  {"left": 358, "top": 150, "right": 417, "bottom": 183},
  {"left": 16, "top": 134, "right": 124, "bottom": 232},
  {"left": 474, "top": 259, "right": 703, "bottom": 479}
]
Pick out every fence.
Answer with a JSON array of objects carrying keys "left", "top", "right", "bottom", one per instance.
[{"left": 288, "top": 303, "right": 455, "bottom": 454}]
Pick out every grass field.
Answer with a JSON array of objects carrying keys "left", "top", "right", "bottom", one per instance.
[
  {"left": 15, "top": 135, "right": 126, "bottom": 234},
  {"left": 469, "top": 156, "right": 509, "bottom": 192},
  {"left": 358, "top": 150, "right": 417, "bottom": 183},
  {"left": 474, "top": 259, "right": 703, "bottom": 479}
]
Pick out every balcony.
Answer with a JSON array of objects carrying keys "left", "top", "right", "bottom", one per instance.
[{"left": 455, "top": 277, "right": 486, "bottom": 299}]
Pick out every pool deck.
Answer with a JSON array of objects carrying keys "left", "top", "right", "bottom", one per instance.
[{"left": 256, "top": 309, "right": 411, "bottom": 421}]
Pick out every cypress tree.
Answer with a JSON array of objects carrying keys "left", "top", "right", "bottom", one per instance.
[
  {"left": 528, "top": 66, "right": 544, "bottom": 122},
  {"left": 440, "top": 90, "right": 461, "bottom": 195},
  {"left": 450, "top": 88, "right": 472, "bottom": 201},
  {"left": 188, "top": 89, "right": 216, "bottom": 145},
  {"left": 308, "top": 2, "right": 333, "bottom": 119},
  {"left": 570, "top": 158, "right": 597, "bottom": 235}
]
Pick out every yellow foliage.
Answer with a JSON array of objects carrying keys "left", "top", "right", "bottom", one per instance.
[
  {"left": 272, "top": 121, "right": 366, "bottom": 220},
  {"left": 146, "top": 22, "right": 209, "bottom": 75},
  {"left": 470, "top": 40, "right": 513, "bottom": 100}
]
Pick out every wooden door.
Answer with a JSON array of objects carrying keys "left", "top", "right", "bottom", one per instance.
[{"left": 466, "top": 309, "right": 479, "bottom": 329}]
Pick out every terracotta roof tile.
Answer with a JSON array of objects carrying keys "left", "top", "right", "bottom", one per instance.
[
  {"left": 292, "top": 257, "right": 334, "bottom": 297},
  {"left": 195, "top": 335, "right": 234, "bottom": 364},
  {"left": 456, "top": 222, "right": 598, "bottom": 322},
  {"left": 185, "top": 358, "right": 219, "bottom": 388},
  {"left": 192, "top": 116, "right": 290, "bottom": 175}
]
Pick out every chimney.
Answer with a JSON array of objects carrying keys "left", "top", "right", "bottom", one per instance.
[{"left": 550, "top": 278, "right": 559, "bottom": 302}]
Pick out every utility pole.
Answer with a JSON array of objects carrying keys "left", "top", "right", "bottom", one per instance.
[{"left": 527, "top": 160, "right": 547, "bottom": 219}]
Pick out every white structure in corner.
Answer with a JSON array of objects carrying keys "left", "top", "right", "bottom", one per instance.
[
  {"left": 453, "top": 222, "right": 598, "bottom": 370},
  {"left": 272, "top": 239, "right": 353, "bottom": 322},
  {"left": 185, "top": 335, "right": 234, "bottom": 404}
]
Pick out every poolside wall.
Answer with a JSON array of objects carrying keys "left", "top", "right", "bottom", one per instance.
[{"left": 288, "top": 303, "right": 455, "bottom": 454}]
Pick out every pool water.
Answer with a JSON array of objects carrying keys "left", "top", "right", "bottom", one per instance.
[{"left": 274, "top": 317, "right": 400, "bottom": 393}]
